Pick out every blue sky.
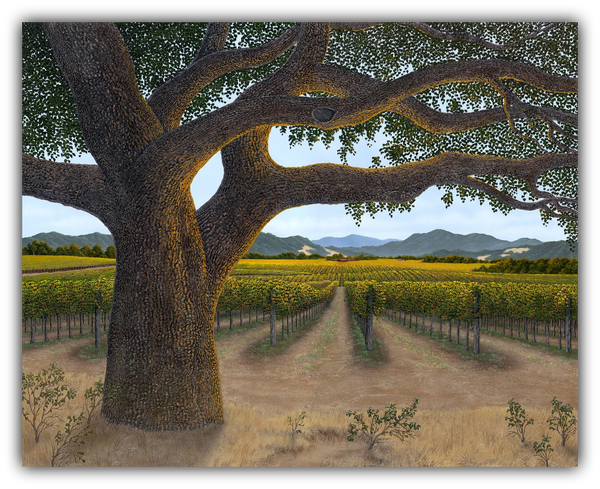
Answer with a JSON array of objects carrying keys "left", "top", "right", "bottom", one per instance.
[{"left": 22, "top": 128, "right": 568, "bottom": 243}]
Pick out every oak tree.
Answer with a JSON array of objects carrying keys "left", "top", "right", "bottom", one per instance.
[{"left": 22, "top": 22, "right": 577, "bottom": 430}]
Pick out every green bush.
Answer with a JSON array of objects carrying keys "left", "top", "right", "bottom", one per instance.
[
  {"left": 547, "top": 397, "right": 577, "bottom": 447},
  {"left": 22, "top": 363, "right": 77, "bottom": 443},
  {"left": 532, "top": 435, "right": 554, "bottom": 467},
  {"left": 346, "top": 398, "right": 420, "bottom": 450},
  {"left": 505, "top": 398, "right": 534, "bottom": 443}
]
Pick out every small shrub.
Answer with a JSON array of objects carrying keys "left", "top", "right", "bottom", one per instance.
[
  {"left": 346, "top": 398, "right": 420, "bottom": 450},
  {"left": 51, "top": 380, "right": 112, "bottom": 466},
  {"left": 22, "top": 363, "right": 77, "bottom": 443},
  {"left": 547, "top": 397, "right": 577, "bottom": 447},
  {"left": 532, "top": 435, "right": 554, "bottom": 467},
  {"left": 23, "top": 364, "right": 117, "bottom": 466},
  {"left": 286, "top": 411, "right": 307, "bottom": 436},
  {"left": 505, "top": 398, "right": 534, "bottom": 443}
]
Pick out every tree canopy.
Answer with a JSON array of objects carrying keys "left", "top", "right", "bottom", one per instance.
[{"left": 23, "top": 22, "right": 578, "bottom": 243}]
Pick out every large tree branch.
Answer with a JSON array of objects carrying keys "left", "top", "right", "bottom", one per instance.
[
  {"left": 298, "top": 58, "right": 577, "bottom": 129},
  {"left": 43, "top": 23, "right": 164, "bottom": 180},
  {"left": 403, "top": 22, "right": 558, "bottom": 51},
  {"left": 193, "top": 22, "right": 230, "bottom": 61},
  {"left": 148, "top": 22, "right": 383, "bottom": 130},
  {"left": 197, "top": 146, "right": 576, "bottom": 283},
  {"left": 148, "top": 57, "right": 577, "bottom": 181},
  {"left": 312, "top": 64, "right": 578, "bottom": 134},
  {"left": 273, "top": 152, "right": 577, "bottom": 208},
  {"left": 22, "top": 154, "right": 116, "bottom": 229},
  {"left": 459, "top": 176, "right": 578, "bottom": 219},
  {"left": 147, "top": 24, "right": 301, "bottom": 130}
]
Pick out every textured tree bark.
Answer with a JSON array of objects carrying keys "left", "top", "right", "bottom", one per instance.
[{"left": 101, "top": 195, "right": 224, "bottom": 430}]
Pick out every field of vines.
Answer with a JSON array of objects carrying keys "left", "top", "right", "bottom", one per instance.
[
  {"left": 346, "top": 280, "right": 578, "bottom": 323},
  {"left": 232, "top": 259, "right": 577, "bottom": 285},
  {"left": 22, "top": 257, "right": 578, "bottom": 351},
  {"left": 346, "top": 279, "right": 578, "bottom": 354}
]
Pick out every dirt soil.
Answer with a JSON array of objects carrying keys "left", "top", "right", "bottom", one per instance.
[
  {"left": 217, "top": 287, "right": 578, "bottom": 414},
  {"left": 22, "top": 286, "right": 578, "bottom": 416}
]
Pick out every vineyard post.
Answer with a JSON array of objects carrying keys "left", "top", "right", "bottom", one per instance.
[
  {"left": 94, "top": 291, "right": 102, "bottom": 349},
  {"left": 558, "top": 318, "right": 562, "bottom": 350},
  {"left": 566, "top": 298, "right": 572, "bottom": 354},
  {"left": 366, "top": 287, "right": 374, "bottom": 351},
  {"left": 270, "top": 290, "right": 276, "bottom": 347},
  {"left": 456, "top": 320, "right": 460, "bottom": 346},
  {"left": 473, "top": 289, "right": 480, "bottom": 354},
  {"left": 30, "top": 321, "right": 35, "bottom": 344},
  {"left": 216, "top": 311, "right": 220, "bottom": 331}
]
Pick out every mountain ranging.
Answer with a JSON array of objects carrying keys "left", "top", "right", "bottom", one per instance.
[
  {"left": 313, "top": 234, "right": 399, "bottom": 248},
  {"left": 249, "top": 229, "right": 575, "bottom": 260},
  {"left": 22, "top": 229, "right": 576, "bottom": 260}
]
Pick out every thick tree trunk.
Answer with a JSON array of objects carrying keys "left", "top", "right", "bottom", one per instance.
[{"left": 101, "top": 200, "right": 224, "bottom": 430}]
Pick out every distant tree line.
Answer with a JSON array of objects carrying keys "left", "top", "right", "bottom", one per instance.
[
  {"left": 419, "top": 254, "right": 483, "bottom": 264},
  {"left": 242, "top": 251, "right": 324, "bottom": 260},
  {"left": 242, "top": 251, "right": 381, "bottom": 261},
  {"left": 22, "top": 239, "right": 116, "bottom": 259},
  {"left": 325, "top": 253, "right": 378, "bottom": 261},
  {"left": 475, "top": 257, "right": 577, "bottom": 275}
]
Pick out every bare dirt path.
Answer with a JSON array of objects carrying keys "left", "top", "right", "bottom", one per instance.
[{"left": 217, "top": 287, "right": 578, "bottom": 414}]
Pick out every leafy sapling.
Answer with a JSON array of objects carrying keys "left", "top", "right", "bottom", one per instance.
[
  {"left": 346, "top": 398, "right": 421, "bottom": 450},
  {"left": 287, "top": 411, "right": 307, "bottom": 435},
  {"left": 286, "top": 411, "right": 307, "bottom": 447},
  {"left": 547, "top": 397, "right": 577, "bottom": 447},
  {"left": 50, "top": 380, "right": 113, "bottom": 466},
  {"left": 532, "top": 435, "right": 554, "bottom": 467},
  {"left": 505, "top": 398, "right": 534, "bottom": 443},
  {"left": 22, "top": 363, "right": 77, "bottom": 443}
]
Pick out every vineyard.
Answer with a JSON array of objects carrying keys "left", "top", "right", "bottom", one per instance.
[
  {"left": 22, "top": 258, "right": 579, "bottom": 467},
  {"left": 22, "top": 258, "right": 578, "bottom": 356},
  {"left": 346, "top": 280, "right": 578, "bottom": 355}
]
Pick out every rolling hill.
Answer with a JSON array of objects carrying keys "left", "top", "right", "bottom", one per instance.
[
  {"left": 22, "top": 231, "right": 114, "bottom": 250},
  {"left": 312, "top": 234, "right": 399, "bottom": 248},
  {"left": 326, "top": 229, "right": 545, "bottom": 257},
  {"left": 22, "top": 229, "right": 576, "bottom": 260},
  {"left": 248, "top": 233, "right": 331, "bottom": 256}
]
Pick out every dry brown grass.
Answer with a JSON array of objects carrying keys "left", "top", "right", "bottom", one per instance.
[{"left": 22, "top": 369, "right": 577, "bottom": 467}]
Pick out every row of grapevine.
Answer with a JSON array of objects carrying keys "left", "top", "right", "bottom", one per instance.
[
  {"left": 347, "top": 281, "right": 578, "bottom": 323},
  {"left": 22, "top": 278, "right": 113, "bottom": 344},
  {"left": 22, "top": 278, "right": 113, "bottom": 319},
  {"left": 345, "top": 281, "right": 578, "bottom": 354},
  {"left": 217, "top": 278, "right": 337, "bottom": 317},
  {"left": 22, "top": 277, "right": 337, "bottom": 321},
  {"left": 22, "top": 277, "right": 338, "bottom": 347},
  {"left": 233, "top": 259, "right": 576, "bottom": 285}
]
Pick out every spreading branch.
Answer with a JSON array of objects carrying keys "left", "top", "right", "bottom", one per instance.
[
  {"left": 312, "top": 63, "right": 577, "bottom": 134},
  {"left": 152, "top": 57, "right": 576, "bottom": 179},
  {"left": 404, "top": 22, "right": 558, "bottom": 51},
  {"left": 22, "top": 154, "right": 116, "bottom": 228}
]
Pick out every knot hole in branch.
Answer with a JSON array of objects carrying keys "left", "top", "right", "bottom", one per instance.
[{"left": 312, "top": 107, "right": 336, "bottom": 123}]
